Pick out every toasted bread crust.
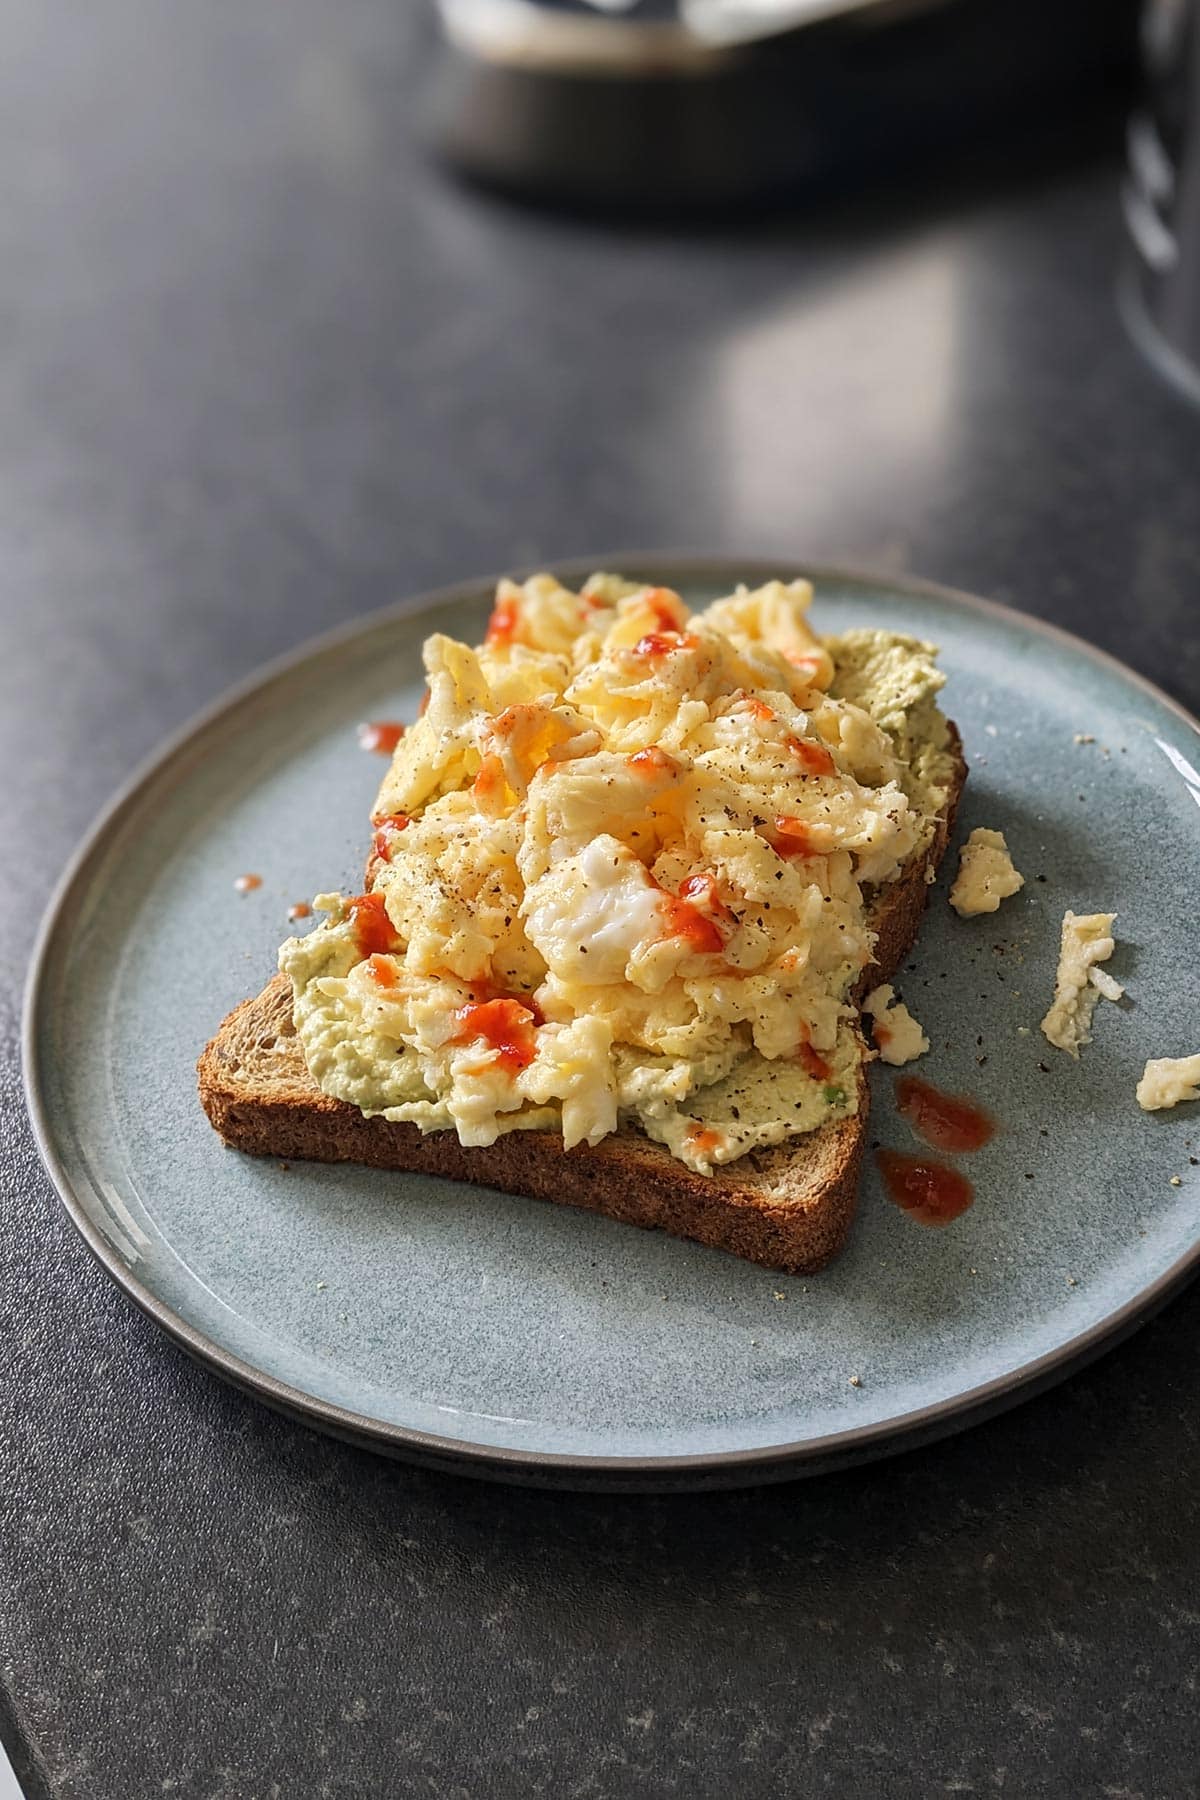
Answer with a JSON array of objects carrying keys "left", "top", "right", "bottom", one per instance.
[
  {"left": 197, "top": 726, "right": 965, "bottom": 1273},
  {"left": 198, "top": 973, "right": 868, "bottom": 1273}
]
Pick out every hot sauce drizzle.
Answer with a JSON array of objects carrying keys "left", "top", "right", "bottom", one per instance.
[
  {"left": 895, "top": 1076, "right": 995, "bottom": 1154},
  {"left": 798, "top": 1041, "right": 833, "bottom": 1083},
  {"left": 633, "top": 631, "right": 700, "bottom": 661},
  {"left": 370, "top": 813, "right": 411, "bottom": 862},
  {"left": 678, "top": 871, "right": 735, "bottom": 927},
  {"left": 347, "top": 892, "right": 398, "bottom": 957},
  {"left": 642, "top": 587, "right": 687, "bottom": 630},
  {"left": 485, "top": 595, "right": 520, "bottom": 647},
  {"left": 287, "top": 901, "right": 311, "bottom": 921},
  {"left": 784, "top": 649, "right": 825, "bottom": 678},
  {"left": 772, "top": 816, "right": 829, "bottom": 858},
  {"left": 234, "top": 873, "right": 262, "bottom": 893},
  {"left": 877, "top": 1151, "right": 974, "bottom": 1225},
  {"left": 661, "top": 896, "right": 725, "bottom": 954},
  {"left": 786, "top": 736, "right": 836, "bottom": 777},
  {"left": 660, "top": 872, "right": 731, "bottom": 954},
  {"left": 686, "top": 1123, "right": 723, "bottom": 1156},
  {"left": 366, "top": 953, "right": 398, "bottom": 989},
  {"left": 452, "top": 997, "right": 541, "bottom": 1074},
  {"left": 628, "top": 746, "right": 676, "bottom": 778},
  {"left": 357, "top": 721, "right": 405, "bottom": 755},
  {"left": 472, "top": 753, "right": 507, "bottom": 804}
]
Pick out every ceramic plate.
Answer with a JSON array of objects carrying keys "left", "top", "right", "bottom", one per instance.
[{"left": 24, "top": 560, "right": 1200, "bottom": 1490}]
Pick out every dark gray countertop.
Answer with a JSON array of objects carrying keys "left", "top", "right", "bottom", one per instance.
[{"left": 4, "top": 5, "right": 1200, "bottom": 1797}]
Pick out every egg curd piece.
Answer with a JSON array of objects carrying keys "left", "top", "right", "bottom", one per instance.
[
  {"left": 279, "top": 572, "right": 954, "bottom": 1176},
  {"left": 522, "top": 836, "right": 668, "bottom": 989},
  {"left": 698, "top": 578, "right": 835, "bottom": 691}
]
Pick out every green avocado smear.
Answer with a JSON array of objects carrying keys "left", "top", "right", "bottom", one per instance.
[
  {"left": 282, "top": 909, "right": 862, "bottom": 1178},
  {"left": 825, "top": 628, "right": 959, "bottom": 845}
]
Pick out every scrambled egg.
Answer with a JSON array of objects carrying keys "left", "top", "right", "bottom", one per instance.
[
  {"left": 949, "top": 827, "right": 1024, "bottom": 918},
  {"left": 863, "top": 984, "right": 929, "bottom": 1067},
  {"left": 1040, "top": 910, "right": 1122, "bottom": 1057},
  {"left": 1136, "top": 1055, "right": 1200, "bottom": 1111},
  {"left": 281, "top": 574, "right": 954, "bottom": 1174}
]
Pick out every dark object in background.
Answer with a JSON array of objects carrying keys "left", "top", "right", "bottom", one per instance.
[
  {"left": 433, "top": 0, "right": 1139, "bottom": 209},
  {"left": 1123, "top": 0, "right": 1200, "bottom": 404}
]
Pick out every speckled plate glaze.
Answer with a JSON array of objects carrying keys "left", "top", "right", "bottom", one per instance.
[{"left": 24, "top": 560, "right": 1200, "bottom": 1490}]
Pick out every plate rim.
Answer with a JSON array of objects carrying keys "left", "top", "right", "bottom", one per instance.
[{"left": 23, "top": 552, "right": 1200, "bottom": 1490}]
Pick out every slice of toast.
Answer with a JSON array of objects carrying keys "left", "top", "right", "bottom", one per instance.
[{"left": 198, "top": 730, "right": 964, "bottom": 1274}]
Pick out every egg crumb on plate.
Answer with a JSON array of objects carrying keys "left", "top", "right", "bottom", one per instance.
[
  {"left": 280, "top": 573, "right": 957, "bottom": 1175},
  {"left": 949, "top": 827, "right": 1024, "bottom": 918},
  {"left": 1136, "top": 1054, "right": 1200, "bottom": 1111},
  {"left": 863, "top": 984, "right": 930, "bottom": 1066},
  {"left": 1040, "top": 909, "right": 1122, "bottom": 1058}
]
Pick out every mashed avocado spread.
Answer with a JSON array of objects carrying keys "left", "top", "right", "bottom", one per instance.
[
  {"left": 826, "top": 628, "right": 958, "bottom": 848},
  {"left": 280, "top": 577, "right": 952, "bottom": 1176}
]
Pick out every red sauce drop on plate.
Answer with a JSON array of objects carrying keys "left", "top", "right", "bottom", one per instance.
[
  {"left": 452, "top": 997, "right": 541, "bottom": 1075},
  {"left": 485, "top": 595, "right": 520, "bottom": 647},
  {"left": 785, "top": 736, "right": 836, "bottom": 777},
  {"left": 895, "top": 1076, "right": 996, "bottom": 1154},
  {"left": 347, "top": 892, "right": 398, "bottom": 958},
  {"left": 287, "top": 901, "right": 311, "bottom": 922},
  {"left": 357, "top": 721, "right": 405, "bottom": 755},
  {"left": 234, "top": 873, "right": 262, "bottom": 893},
  {"left": 877, "top": 1150, "right": 974, "bottom": 1225}
]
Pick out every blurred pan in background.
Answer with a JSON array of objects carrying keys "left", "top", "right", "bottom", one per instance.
[
  {"left": 1123, "top": 0, "right": 1200, "bottom": 406},
  {"left": 432, "top": 0, "right": 1140, "bottom": 209}
]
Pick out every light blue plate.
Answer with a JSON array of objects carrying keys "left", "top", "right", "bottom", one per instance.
[{"left": 24, "top": 560, "right": 1200, "bottom": 1489}]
